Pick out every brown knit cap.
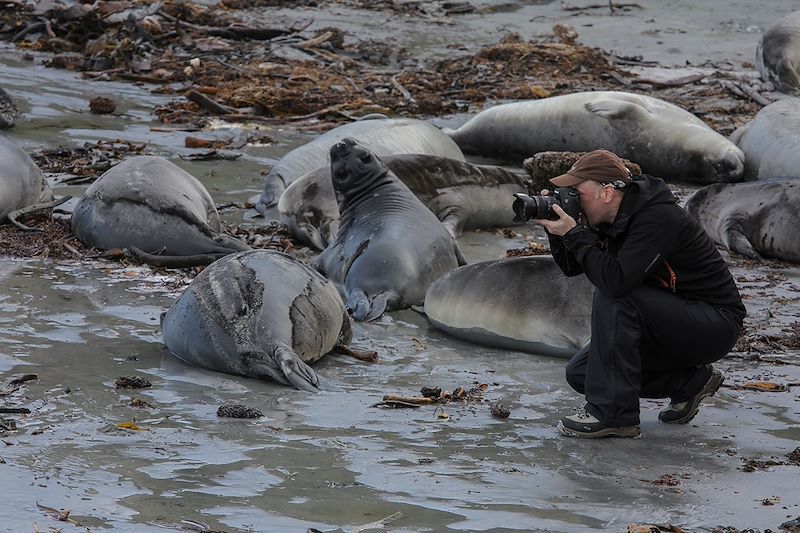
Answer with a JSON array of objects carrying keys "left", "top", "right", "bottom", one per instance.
[{"left": 549, "top": 150, "right": 632, "bottom": 187}]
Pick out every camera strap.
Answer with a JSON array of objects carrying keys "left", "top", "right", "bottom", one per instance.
[{"left": 651, "top": 260, "right": 677, "bottom": 293}]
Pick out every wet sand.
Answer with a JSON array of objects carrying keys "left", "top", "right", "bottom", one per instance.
[{"left": 1, "top": 2, "right": 800, "bottom": 532}]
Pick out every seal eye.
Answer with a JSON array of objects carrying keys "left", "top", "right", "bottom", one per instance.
[{"left": 359, "top": 153, "right": 372, "bottom": 163}]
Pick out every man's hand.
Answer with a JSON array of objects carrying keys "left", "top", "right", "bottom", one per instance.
[{"left": 538, "top": 204, "right": 578, "bottom": 236}]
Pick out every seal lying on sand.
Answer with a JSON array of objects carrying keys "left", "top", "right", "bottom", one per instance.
[
  {"left": 424, "top": 256, "right": 593, "bottom": 358},
  {"left": 162, "top": 250, "right": 351, "bottom": 391},
  {"left": 0, "top": 88, "right": 17, "bottom": 129},
  {"left": 445, "top": 91, "right": 744, "bottom": 183},
  {"left": 314, "top": 139, "right": 466, "bottom": 321},
  {"left": 255, "top": 116, "right": 464, "bottom": 211},
  {"left": 685, "top": 178, "right": 800, "bottom": 264},
  {"left": 0, "top": 134, "right": 55, "bottom": 225},
  {"left": 279, "top": 154, "right": 529, "bottom": 250},
  {"left": 757, "top": 11, "right": 800, "bottom": 95},
  {"left": 730, "top": 98, "right": 800, "bottom": 180},
  {"left": 72, "top": 156, "right": 249, "bottom": 266}
]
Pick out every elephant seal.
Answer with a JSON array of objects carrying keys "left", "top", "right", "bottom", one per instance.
[
  {"left": 313, "top": 139, "right": 466, "bottom": 321},
  {"left": 685, "top": 178, "right": 800, "bottom": 264},
  {"left": 0, "top": 134, "right": 52, "bottom": 222},
  {"left": 0, "top": 88, "right": 17, "bottom": 129},
  {"left": 729, "top": 98, "right": 800, "bottom": 180},
  {"left": 278, "top": 154, "right": 529, "bottom": 250},
  {"left": 255, "top": 116, "right": 464, "bottom": 212},
  {"left": 445, "top": 91, "right": 744, "bottom": 183},
  {"left": 424, "top": 256, "right": 593, "bottom": 358},
  {"left": 162, "top": 250, "right": 350, "bottom": 391},
  {"left": 72, "top": 156, "right": 249, "bottom": 264},
  {"left": 757, "top": 11, "right": 800, "bottom": 95}
]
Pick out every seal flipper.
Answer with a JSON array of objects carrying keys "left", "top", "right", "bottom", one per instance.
[
  {"left": 347, "top": 289, "right": 399, "bottom": 322},
  {"left": 127, "top": 247, "right": 229, "bottom": 268},
  {"left": 246, "top": 344, "right": 336, "bottom": 392},
  {"left": 722, "top": 220, "right": 760, "bottom": 259},
  {"left": 585, "top": 99, "right": 652, "bottom": 120},
  {"left": 454, "top": 244, "right": 467, "bottom": 266},
  {"left": 302, "top": 223, "right": 329, "bottom": 251}
]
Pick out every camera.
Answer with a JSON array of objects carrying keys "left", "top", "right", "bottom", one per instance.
[{"left": 512, "top": 187, "right": 583, "bottom": 222}]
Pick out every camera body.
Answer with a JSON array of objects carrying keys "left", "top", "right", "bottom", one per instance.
[{"left": 512, "top": 187, "right": 583, "bottom": 223}]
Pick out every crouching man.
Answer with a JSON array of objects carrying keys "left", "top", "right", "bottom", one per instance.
[{"left": 538, "top": 150, "right": 745, "bottom": 439}]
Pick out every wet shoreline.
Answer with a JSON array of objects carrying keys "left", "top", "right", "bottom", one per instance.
[{"left": 2, "top": 2, "right": 800, "bottom": 532}]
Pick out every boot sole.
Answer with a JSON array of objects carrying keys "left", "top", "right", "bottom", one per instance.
[
  {"left": 557, "top": 421, "right": 641, "bottom": 439},
  {"left": 659, "top": 370, "right": 724, "bottom": 425}
]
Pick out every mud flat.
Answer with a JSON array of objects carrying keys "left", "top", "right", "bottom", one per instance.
[{"left": 0, "top": 1, "right": 799, "bottom": 532}]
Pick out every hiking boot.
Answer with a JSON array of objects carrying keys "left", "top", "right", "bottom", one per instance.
[
  {"left": 659, "top": 366, "right": 724, "bottom": 424},
  {"left": 557, "top": 409, "right": 641, "bottom": 439}
]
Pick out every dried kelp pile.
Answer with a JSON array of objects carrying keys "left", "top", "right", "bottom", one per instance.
[
  {"left": 0, "top": 0, "right": 768, "bottom": 135},
  {"left": 31, "top": 139, "right": 149, "bottom": 182}
]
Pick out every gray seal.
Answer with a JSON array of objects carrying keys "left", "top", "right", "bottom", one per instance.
[
  {"left": 313, "top": 139, "right": 466, "bottom": 321},
  {"left": 278, "top": 154, "right": 529, "bottom": 250},
  {"left": 0, "top": 134, "right": 53, "bottom": 223},
  {"left": 162, "top": 250, "right": 351, "bottom": 391},
  {"left": 685, "top": 178, "right": 800, "bottom": 263},
  {"left": 445, "top": 91, "right": 744, "bottom": 183},
  {"left": 730, "top": 98, "right": 800, "bottom": 180},
  {"left": 424, "top": 255, "right": 593, "bottom": 358},
  {"left": 255, "top": 116, "right": 464, "bottom": 212},
  {"left": 757, "top": 11, "right": 800, "bottom": 95},
  {"left": 71, "top": 156, "right": 249, "bottom": 264},
  {"left": 0, "top": 88, "right": 17, "bottom": 129}
]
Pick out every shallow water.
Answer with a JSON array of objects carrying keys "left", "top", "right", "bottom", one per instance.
[{"left": 2, "top": 3, "right": 800, "bottom": 532}]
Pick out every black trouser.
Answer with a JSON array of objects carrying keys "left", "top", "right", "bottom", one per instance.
[{"left": 564, "top": 286, "right": 742, "bottom": 426}]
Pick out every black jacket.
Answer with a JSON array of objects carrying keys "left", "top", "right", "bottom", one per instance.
[{"left": 548, "top": 175, "right": 746, "bottom": 324}]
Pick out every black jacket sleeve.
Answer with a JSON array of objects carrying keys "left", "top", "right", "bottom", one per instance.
[
  {"left": 547, "top": 227, "right": 587, "bottom": 277},
  {"left": 562, "top": 205, "right": 682, "bottom": 298}
]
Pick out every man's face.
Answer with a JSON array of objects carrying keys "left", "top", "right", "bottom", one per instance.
[{"left": 574, "top": 180, "right": 612, "bottom": 226}]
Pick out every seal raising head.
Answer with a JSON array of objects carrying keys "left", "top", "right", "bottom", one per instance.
[
  {"left": 330, "top": 138, "right": 389, "bottom": 202},
  {"left": 314, "top": 139, "right": 465, "bottom": 321}
]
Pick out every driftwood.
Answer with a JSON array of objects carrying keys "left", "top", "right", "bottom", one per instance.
[
  {"left": 562, "top": 2, "right": 642, "bottom": 12},
  {"left": 636, "top": 72, "right": 706, "bottom": 87},
  {"left": 720, "top": 80, "right": 771, "bottom": 106},
  {"left": 158, "top": 11, "right": 291, "bottom": 41},
  {"left": 332, "top": 345, "right": 379, "bottom": 363},
  {"left": 185, "top": 89, "right": 233, "bottom": 114},
  {"left": 0, "top": 374, "right": 38, "bottom": 396}
]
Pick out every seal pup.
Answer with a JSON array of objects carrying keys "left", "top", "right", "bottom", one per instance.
[
  {"left": 0, "top": 134, "right": 55, "bottom": 224},
  {"left": 757, "top": 11, "right": 800, "bottom": 95},
  {"left": 72, "top": 156, "right": 249, "bottom": 265},
  {"left": 729, "top": 98, "right": 800, "bottom": 180},
  {"left": 314, "top": 139, "right": 466, "bottom": 321},
  {"left": 424, "top": 256, "right": 593, "bottom": 358},
  {"left": 685, "top": 178, "right": 800, "bottom": 264},
  {"left": 445, "top": 91, "right": 744, "bottom": 183},
  {"left": 162, "top": 250, "right": 351, "bottom": 391},
  {"left": 278, "top": 154, "right": 529, "bottom": 250},
  {"left": 255, "top": 116, "right": 464, "bottom": 212}
]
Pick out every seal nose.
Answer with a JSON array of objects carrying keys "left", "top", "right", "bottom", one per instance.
[{"left": 330, "top": 138, "right": 356, "bottom": 158}]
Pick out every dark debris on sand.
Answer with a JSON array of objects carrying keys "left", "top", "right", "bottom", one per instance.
[
  {"left": 115, "top": 375, "right": 152, "bottom": 389},
  {"left": 0, "top": 213, "right": 89, "bottom": 261},
  {"left": 31, "top": 139, "right": 150, "bottom": 183},
  {"left": 0, "top": 2, "right": 767, "bottom": 135},
  {"left": 217, "top": 403, "right": 264, "bottom": 418}
]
